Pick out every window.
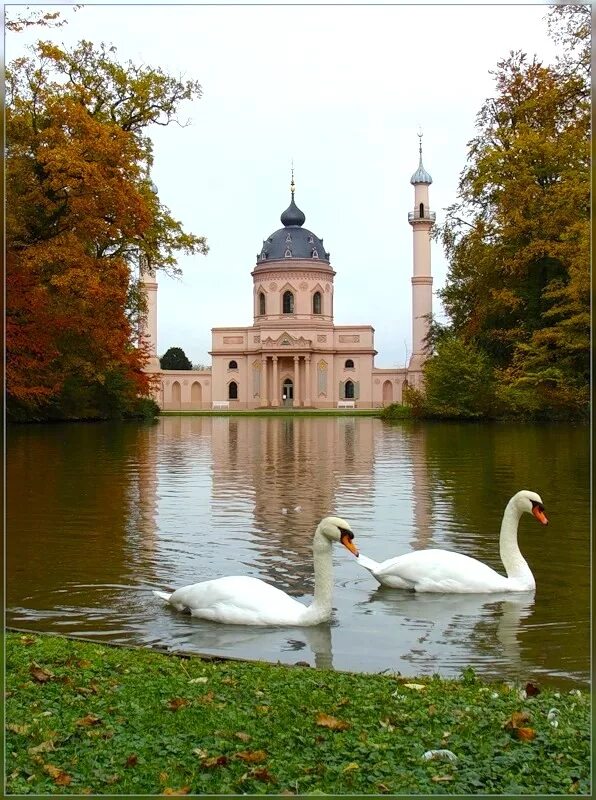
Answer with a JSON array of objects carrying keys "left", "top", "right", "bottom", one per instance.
[
  {"left": 283, "top": 290, "right": 294, "bottom": 314},
  {"left": 308, "top": 235, "right": 314, "bottom": 244},
  {"left": 312, "top": 249, "right": 319, "bottom": 258},
  {"left": 228, "top": 360, "right": 238, "bottom": 370},
  {"left": 345, "top": 380, "right": 355, "bottom": 399},
  {"left": 345, "top": 359, "right": 354, "bottom": 369},
  {"left": 228, "top": 381, "right": 238, "bottom": 400},
  {"left": 419, "top": 202, "right": 424, "bottom": 218},
  {"left": 313, "top": 291, "right": 322, "bottom": 315},
  {"left": 259, "top": 291, "right": 266, "bottom": 315},
  {"left": 284, "top": 248, "right": 292, "bottom": 258}
]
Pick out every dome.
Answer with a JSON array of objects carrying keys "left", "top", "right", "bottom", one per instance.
[
  {"left": 257, "top": 186, "right": 330, "bottom": 263},
  {"left": 410, "top": 155, "right": 432, "bottom": 185}
]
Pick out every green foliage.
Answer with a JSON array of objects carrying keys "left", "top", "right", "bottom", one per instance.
[
  {"left": 378, "top": 403, "right": 411, "bottom": 421},
  {"left": 417, "top": 336, "right": 497, "bottom": 419},
  {"left": 432, "top": 6, "right": 589, "bottom": 420},
  {"left": 160, "top": 347, "right": 193, "bottom": 371}
]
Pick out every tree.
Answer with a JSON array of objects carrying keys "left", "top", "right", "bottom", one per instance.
[
  {"left": 435, "top": 5, "right": 589, "bottom": 418},
  {"left": 6, "top": 27, "right": 208, "bottom": 420},
  {"left": 160, "top": 347, "right": 193, "bottom": 371}
]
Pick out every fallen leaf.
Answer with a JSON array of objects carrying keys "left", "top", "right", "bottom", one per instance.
[
  {"left": 236, "top": 750, "right": 267, "bottom": 763},
  {"left": 515, "top": 727, "right": 537, "bottom": 741},
  {"left": 221, "top": 677, "right": 237, "bottom": 685},
  {"left": 249, "top": 768, "right": 274, "bottom": 782},
  {"left": 377, "top": 783, "right": 391, "bottom": 793},
  {"left": 43, "top": 764, "right": 71, "bottom": 786},
  {"left": 189, "top": 676, "right": 208, "bottom": 684},
  {"left": 235, "top": 732, "right": 251, "bottom": 742},
  {"left": 163, "top": 789, "right": 191, "bottom": 796},
  {"left": 106, "top": 774, "right": 120, "bottom": 785},
  {"left": 6, "top": 723, "right": 30, "bottom": 735},
  {"left": 403, "top": 683, "right": 426, "bottom": 691},
  {"left": 342, "top": 762, "right": 359, "bottom": 772},
  {"left": 29, "top": 664, "right": 53, "bottom": 683},
  {"left": 167, "top": 698, "right": 189, "bottom": 711},
  {"left": 125, "top": 754, "right": 138, "bottom": 768},
  {"left": 199, "top": 691, "right": 215, "bottom": 704},
  {"left": 432, "top": 775, "right": 455, "bottom": 783},
  {"left": 77, "top": 659, "right": 93, "bottom": 668},
  {"left": 192, "top": 748, "right": 208, "bottom": 759},
  {"left": 75, "top": 714, "right": 102, "bottom": 727},
  {"left": 427, "top": 704, "right": 437, "bottom": 716},
  {"left": 159, "top": 771, "right": 169, "bottom": 784},
  {"left": 255, "top": 705, "right": 270, "bottom": 713},
  {"left": 525, "top": 681, "right": 540, "bottom": 697},
  {"left": 20, "top": 636, "right": 36, "bottom": 645},
  {"left": 75, "top": 683, "right": 98, "bottom": 695},
  {"left": 336, "top": 697, "right": 350, "bottom": 707},
  {"left": 422, "top": 749, "right": 458, "bottom": 763},
  {"left": 504, "top": 710, "right": 531, "bottom": 730},
  {"left": 202, "top": 755, "right": 229, "bottom": 768},
  {"left": 28, "top": 740, "right": 56, "bottom": 755},
  {"left": 315, "top": 712, "right": 350, "bottom": 731}
]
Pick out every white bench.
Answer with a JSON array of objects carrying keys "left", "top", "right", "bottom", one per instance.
[
  {"left": 212, "top": 400, "right": 230, "bottom": 409},
  {"left": 337, "top": 400, "right": 355, "bottom": 409}
]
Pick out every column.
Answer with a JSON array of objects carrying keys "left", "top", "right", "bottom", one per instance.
[
  {"left": 272, "top": 356, "right": 279, "bottom": 407},
  {"left": 260, "top": 355, "right": 268, "bottom": 407},
  {"left": 293, "top": 355, "right": 300, "bottom": 407},
  {"left": 304, "top": 355, "right": 312, "bottom": 407}
]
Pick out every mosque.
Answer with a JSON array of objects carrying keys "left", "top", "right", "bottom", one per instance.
[{"left": 140, "top": 141, "right": 435, "bottom": 410}]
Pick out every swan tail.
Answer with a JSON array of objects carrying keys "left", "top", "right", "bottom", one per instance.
[
  {"left": 153, "top": 590, "right": 172, "bottom": 603},
  {"left": 357, "top": 553, "right": 381, "bottom": 574}
]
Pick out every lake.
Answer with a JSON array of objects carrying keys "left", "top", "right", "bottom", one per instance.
[{"left": 6, "top": 416, "right": 590, "bottom": 688}]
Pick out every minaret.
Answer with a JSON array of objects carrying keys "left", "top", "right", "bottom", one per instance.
[
  {"left": 139, "top": 256, "right": 160, "bottom": 372},
  {"left": 407, "top": 131, "right": 435, "bottom": 374},
  {"left": 139, "top": 175, "right": 160, "bottom": 372}
]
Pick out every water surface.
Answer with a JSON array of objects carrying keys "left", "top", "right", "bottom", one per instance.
[{"left": 7, "top": 417, "right": 590, "bottom": 687}]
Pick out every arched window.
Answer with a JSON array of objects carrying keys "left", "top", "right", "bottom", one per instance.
[
  {"left": 419, "top": 202, "right": 424, "bottom": 218},
  {"left": 228, "top": 360, "right": 238, "bottom": 370},
  {"left": 312, "top": 249, "right": 319, "bottom": 259},
  {"left": 228, "top": 381, "right": 238, "bottom": 400},
  {"left": 283, "top": 290, "right": 294, "bottom": 314},
  {"left": 259, "top": 292, "right": 266, "bottom": 315},
  {"left": 345, "top": 380, "right": 355, "bottom": 399},
  {"left": 313, "top": 291, "right": 322, "bottom": 315},
  {"left": 284, "top": 248, "right": 292, "bottom": 258},
  {"left": 345, "top": 359, "right": 354, "bottom": 369}
]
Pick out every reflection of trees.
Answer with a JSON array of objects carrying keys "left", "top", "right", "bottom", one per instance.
[{"left": 7, "top": 423, "right": 143, "bottom": 609}]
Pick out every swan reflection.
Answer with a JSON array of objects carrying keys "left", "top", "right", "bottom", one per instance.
[
  {"left": 152, "top": 611, "right": 334, "bottom": 670},
  {"left": 357, "top": 588, "right": 535, "bottom": 679}
]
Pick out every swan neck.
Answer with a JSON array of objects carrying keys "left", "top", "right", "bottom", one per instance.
[
  {"left": 303, "top": 530, "right": 334, "bottom": 624},
  {"left": 499, "top": 500, "right": 534, "bottom": 587}
]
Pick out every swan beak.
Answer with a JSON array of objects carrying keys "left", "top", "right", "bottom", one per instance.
[
  {"left": 340, "top": 533, "right": 359, "bottom": 556},
  {"left": 532, "top": 506, "right": 548, "bottom": 525}
]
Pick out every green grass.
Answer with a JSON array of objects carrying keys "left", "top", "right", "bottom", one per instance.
[{"left": 5, "top": 632, "right": 590, "bottom": 795}]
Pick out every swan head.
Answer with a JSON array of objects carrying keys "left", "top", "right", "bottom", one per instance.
[
  {"left": 514, "top": 490, "right": 548, "bottom": 525},
  {"left": 317, "top": 516, "right": 359, "bottom": 556}
]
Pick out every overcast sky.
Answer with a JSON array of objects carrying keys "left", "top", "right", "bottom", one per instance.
[{"left": 7, "top": 2, "right": 560, "bottom": 367}]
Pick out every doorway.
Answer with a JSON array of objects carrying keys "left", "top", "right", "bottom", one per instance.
[{"left": 282, "top": 378, "right": 294, "bottom": 407}]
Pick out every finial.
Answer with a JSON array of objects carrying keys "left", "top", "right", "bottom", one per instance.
[
  {"left": 417, "top": 126, "right": 423, "bottom": 158},
  {"left": 290, "top": 159, "right": 295, "bottom": 198}
]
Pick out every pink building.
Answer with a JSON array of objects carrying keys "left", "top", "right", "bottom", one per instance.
[{"left": 144, "top": 143, "right": 435, "bottom": 410}]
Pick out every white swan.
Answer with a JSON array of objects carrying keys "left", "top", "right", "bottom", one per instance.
[
  {"left": 356, "top": 490, "right": 548, "bottom": 593},
  {"left": 153, "top": 516, "right": 358, "bottom": 626}
]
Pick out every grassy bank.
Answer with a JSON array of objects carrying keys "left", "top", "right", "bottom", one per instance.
[{"left": 5, "top": 633, "right": 590, "bottom": 795}]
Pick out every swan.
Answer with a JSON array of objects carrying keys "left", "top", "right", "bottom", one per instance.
[
  {"left": 356, "top": 490, "right": 547, "bottom": 593},
  {"left": 153, "top": 516, "right": 358, "bottom": 626}
]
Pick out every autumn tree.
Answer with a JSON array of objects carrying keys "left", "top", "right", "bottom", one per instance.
[
  {"left": 434, "top": 4, "right": 589, "bottom": 419},
  {"left": 6, "top": 28, "right": 208, "bottom": 420},
  {"left": 160, "top": 347, "right": 193, "bottom": 371}
]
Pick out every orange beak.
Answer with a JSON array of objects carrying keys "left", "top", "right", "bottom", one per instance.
[
  {"left": 532, "top": 506, "right": 548, "bottom": 525},
  {"left": 340, "top": 533, "right": 359, "bottom": 556}
]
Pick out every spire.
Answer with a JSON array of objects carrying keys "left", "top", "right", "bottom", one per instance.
[
  {"left": 410, "top": 129, "right": 433, "bottom": 185},
  {"left": 281, "top": 163, "right": 306, "bottom": 227}
]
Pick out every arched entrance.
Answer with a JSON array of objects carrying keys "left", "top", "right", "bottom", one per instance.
[
  {"left": 171, "top": 381, "right": 181, "bottom": 409},
  {"left": 382, "top": 380, "right": 393, "bottom": 406},
  {"left": 282, "top": 378, "right": 294, "bottom": 407}
]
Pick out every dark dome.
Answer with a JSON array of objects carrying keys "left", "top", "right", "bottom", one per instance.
[{"left": 257, "top": 188, "right": 330, "bottom": 263}]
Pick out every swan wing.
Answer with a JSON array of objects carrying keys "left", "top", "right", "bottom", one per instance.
[
  {"left": 169, "top": 576, "right": 308, "bottom": 625},
  {"left": 373, "top": 549, "right": 510, "bottom": 593}
]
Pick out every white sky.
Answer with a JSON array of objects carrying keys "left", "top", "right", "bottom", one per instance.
[{"left": 7, "top": 2, "right": 561, "bottom": 367}]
